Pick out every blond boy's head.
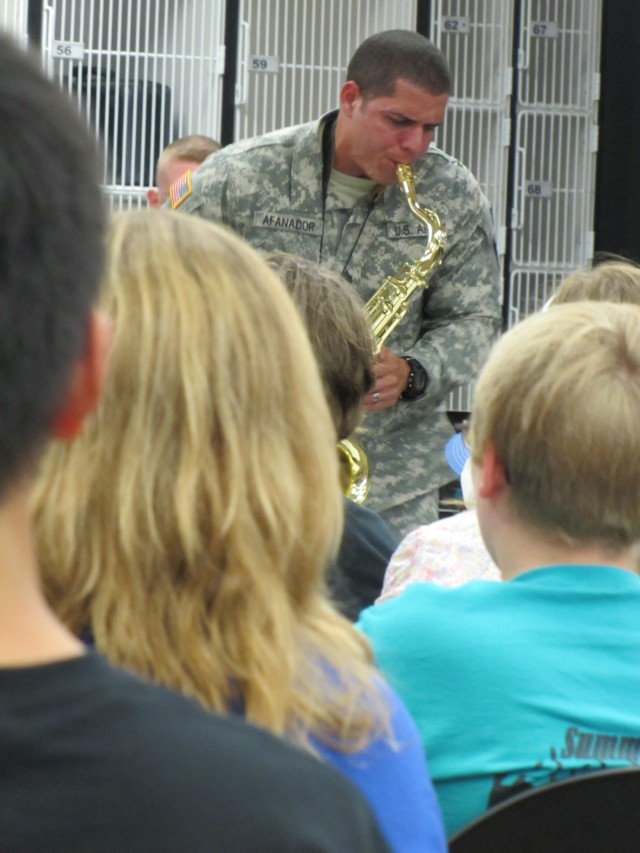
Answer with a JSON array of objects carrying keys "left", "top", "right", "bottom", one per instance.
[{"left": 470, "top": 302, "right": 640, "bottom": 549}]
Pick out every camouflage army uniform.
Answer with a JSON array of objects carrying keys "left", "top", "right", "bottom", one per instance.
[{"left": 177, "top": 112, "right": 501, "bottom": 535}]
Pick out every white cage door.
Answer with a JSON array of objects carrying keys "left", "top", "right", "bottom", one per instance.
[
  {"left": 511, "top": 110, "right": 597, "bottom": 270},
  {"left": 430, "top": 0, "right": 514, "bottom": 412},
  {"left": 233, "top": 0, "right": 417, "bottom": 140},
  {"left": 430, "top": 0, "right": 513, "bottom": 255},
  {"left": 508, "top": 268, "right": 564, "bottom": 328},
  {"left": 507, "top": 0, "right": 602, "bottom": 328},
  {"left": 42, "top": 0, "right": 226, "bottom": 210}
]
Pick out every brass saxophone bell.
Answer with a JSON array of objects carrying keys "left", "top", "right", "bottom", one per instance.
[{"left": 337, "top": 437, "right": 370, "bottom": 505}]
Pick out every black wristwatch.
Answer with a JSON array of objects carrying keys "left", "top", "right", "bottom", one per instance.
[{"left": 400, "top": 356, "right": 428, "bottom": 401}]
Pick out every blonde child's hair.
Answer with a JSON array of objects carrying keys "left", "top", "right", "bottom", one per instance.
[{"left": 34, "top": 210, "right": 387, "bottom": 751}]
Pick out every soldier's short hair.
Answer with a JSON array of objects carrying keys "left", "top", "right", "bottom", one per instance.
[
  {"left": 346, "top": 29, "right": 451, "bottom": 100},
  {"left": 157, "top": 134, "right": 221, "bottom": 176},
  {"left": 0, "top": 34, "right": 104, "bottom": 495},
  {"left": 265, "top": 253, "right": 375, "bottom": 441},
  {"left": 470, "top": 301, "right": 640, "bottom": 549}
]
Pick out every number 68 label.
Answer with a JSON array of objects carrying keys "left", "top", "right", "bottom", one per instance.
[{"left": 526, "top": 181, "right": 552, "bottom": 198}]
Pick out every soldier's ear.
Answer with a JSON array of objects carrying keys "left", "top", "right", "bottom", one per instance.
[{"left": 339, "top": 80, "right": 362, "bottom": 115}]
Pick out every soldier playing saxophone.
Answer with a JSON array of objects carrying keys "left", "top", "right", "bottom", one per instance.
[{"left": 169, "top": 30, "right": 501, "bottom": 536}]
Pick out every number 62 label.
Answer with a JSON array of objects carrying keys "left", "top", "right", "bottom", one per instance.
[{"left": 442, "top": 17, "right": 469, "bottom": 35}]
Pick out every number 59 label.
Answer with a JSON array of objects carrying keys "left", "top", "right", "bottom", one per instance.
[{"left": 249, "top": 55, "right": 279, "bottom": 73}]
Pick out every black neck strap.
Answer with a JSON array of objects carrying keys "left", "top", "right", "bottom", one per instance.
[
  {"left": 318, "top": 112, "right": 382, "bottom": 276},
  {"left": 321, "top": 112, "right": 338, "bottom": 201},
  {"left": 319, "top": 113, "right": 338, "bottom": 263}
]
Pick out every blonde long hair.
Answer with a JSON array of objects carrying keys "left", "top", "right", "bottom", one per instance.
[{"left": 34, "top": 210, "right": 386, "bottom": 750}]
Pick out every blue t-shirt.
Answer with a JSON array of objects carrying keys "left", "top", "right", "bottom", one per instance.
[
  {"left": 359, "top": 565, "right": 640, "bottom": 835},
  {"left": 313, "top": 682, "right": 446, "bottom": 853}
]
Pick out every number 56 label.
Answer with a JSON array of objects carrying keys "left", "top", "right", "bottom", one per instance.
[{"left": 52, "top": 41, "right": 85, "bottom": 60}]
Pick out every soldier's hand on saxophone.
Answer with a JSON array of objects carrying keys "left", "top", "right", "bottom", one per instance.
[{"left": 364, "top": 347, "right": 411, "bottom": 410}]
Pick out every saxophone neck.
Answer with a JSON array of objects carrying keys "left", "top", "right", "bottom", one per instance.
[
  {"left": 396, "top": 162, "right": 444, "bottom": 250},
  {"left": 364, "top": 163, "right": 447, "bottom": 351}
]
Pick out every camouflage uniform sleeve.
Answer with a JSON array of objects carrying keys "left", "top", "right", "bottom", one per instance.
[
  {"left": 405, "top": 174, "right": 501, "bottom": 406},
  {"left": 166, "top": 151, "right": 232, "bottom": 223}
]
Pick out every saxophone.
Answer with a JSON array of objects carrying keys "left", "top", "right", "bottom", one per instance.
[{"left": 340, "top": 163, "right": 447, "bottom": 504}]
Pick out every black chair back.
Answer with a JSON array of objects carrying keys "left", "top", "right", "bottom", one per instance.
[{"left": 449, "top": 766, "right": 640, "bottom": 853}]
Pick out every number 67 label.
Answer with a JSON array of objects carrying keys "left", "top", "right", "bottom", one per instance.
[{"left": 531, "top": 22, "right": 559, "bottom": 38}]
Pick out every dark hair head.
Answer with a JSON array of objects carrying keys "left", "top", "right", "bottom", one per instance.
[
  {"left": 346, "top": 29, "right": 451, "bottom": 100},
  {"left": 0, "top": 34, "right": 105, "bottom": 491}
]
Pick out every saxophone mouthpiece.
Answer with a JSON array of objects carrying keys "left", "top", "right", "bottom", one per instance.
[{"left": 396, "top": 163, "right": 416, "bottom": 201}]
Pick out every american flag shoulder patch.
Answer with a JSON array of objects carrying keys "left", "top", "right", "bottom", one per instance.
[{"left": 169, "top": 169, "right": 193, "bottom": 209}]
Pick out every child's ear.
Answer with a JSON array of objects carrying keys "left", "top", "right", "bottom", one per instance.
[
  {"left": 475, "top": 441, "right": 509, "bottom": 499},
  {"left": 51, "top": 310, "right": 111, "bottom": 441}
]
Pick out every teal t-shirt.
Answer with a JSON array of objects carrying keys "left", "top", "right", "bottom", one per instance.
[{"left": 358, "top": 565, "right": 640, "bottom": 835}]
